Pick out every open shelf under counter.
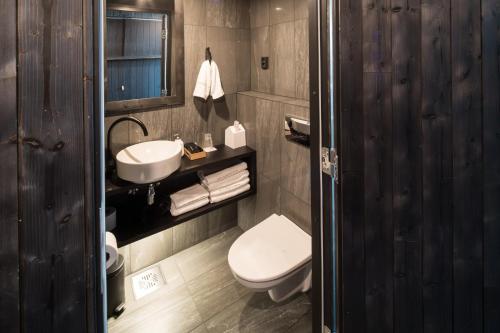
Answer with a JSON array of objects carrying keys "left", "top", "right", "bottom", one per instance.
[{"left": 106, "top": 145, "right": 256, "bottom": 247}]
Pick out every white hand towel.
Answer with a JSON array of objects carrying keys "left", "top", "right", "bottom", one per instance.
[
  {"left": 209, "top": 61, "right": 224, "bottom": 101},
  {"left": 170, "top": 184, "right": 209, "bottom": 209},
  {"left": 201, "top": 162, "right": 248, "bottom": 185},
  {"left": 203, "top": 170, "right": 250, "bottom": 191},
  {"left": 210, "top": 184, "right": 251, "bottom": 204},
  {"left": 210, "top": 177, "right": 250, "bottom": 197},
  {"left": 171, "top": 197, "right": 209, "bottom": 217},
  {"left": 193, "top": 60, "right": 225, "bottom": 101},
  {"left": 193, "top": 60, "right": 212, "bottom": 100}
]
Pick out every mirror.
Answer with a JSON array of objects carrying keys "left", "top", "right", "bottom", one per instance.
[{"left": 105, "top": 0, "right": 184, "bottom": 115}]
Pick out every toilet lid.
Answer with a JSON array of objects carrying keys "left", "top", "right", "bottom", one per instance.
[{"left": 228, "top": 214, "right": 311, "bottom": 283}]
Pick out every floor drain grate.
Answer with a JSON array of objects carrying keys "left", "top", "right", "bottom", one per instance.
[{"left": 131, "top": 265, "right": 165, "bottom": 300}]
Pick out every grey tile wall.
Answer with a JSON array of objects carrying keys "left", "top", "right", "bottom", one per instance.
[
  {"left": 250, "top": 26, "right": 271, "bottom": 93},
  {"left": 108, "top": 0, "right": 251, "bottom": 274},
  {"left": 270, "top": 21, "right": 296, "bottom": 97},
  {"left": 237, "top": 91, "right": 311, "bottom": 234},
  {"left": 280, "top": 103, "right": 311, "bottom": 204},
  {"left": 249, "top": 0, "right": 309, "bottom": 100},
  {"left": 121, "top": 206, "right": 240, "bottom": 274},
  {"left": 294, "top": 19, "right": 310, "bottom": 100}
]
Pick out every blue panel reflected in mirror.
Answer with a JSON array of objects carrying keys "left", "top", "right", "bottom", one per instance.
[{"left": 106, "top": 9, "right": 170, "bottom": 102}]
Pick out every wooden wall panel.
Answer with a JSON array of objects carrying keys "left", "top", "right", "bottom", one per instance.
[
  {"left": 362, "top": 2, "right": 393, "bottom": 333},
  {"left": 362, "top": 72, "right": 393, "bottom": 333},
  {"left": 451, "top": 1, "right": 484, "bottom": 332},
  {"left": 339, "top": 0, "right": 365, "bottom": 331},
  {"left": 18, "top": 0, "right": 91, "bottom": 331},
  {"left": 421, "top": 0, "right": 453, "bottom": 332},
  {"left": 391, "top": 0, "right": 423, "bottom": 332},
  {"left": 339, "top": 0, "right": 500, "bottom": 332},
  {"left": 482, "top": 0, "right": 500, "bottom": 332},
  {"left": 0, "top": 0, "right": 19, "bottom": 331}
]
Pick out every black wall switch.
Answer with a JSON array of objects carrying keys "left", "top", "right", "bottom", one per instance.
[{"left": 261, "top": 57, "right": 269, "bottom": 70}]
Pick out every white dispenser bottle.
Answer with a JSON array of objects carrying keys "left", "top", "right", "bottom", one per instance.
[{"left": 225, "top": 121, "right": 246, "bottom": 149}]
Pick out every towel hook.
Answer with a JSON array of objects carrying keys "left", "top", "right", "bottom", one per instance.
[{"left": 205, "top": 47, "right": 212, "bottom": 64}]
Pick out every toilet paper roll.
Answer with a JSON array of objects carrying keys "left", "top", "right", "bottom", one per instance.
[{"left": 105, "top": 232, "right": 119, "bottom": 271}]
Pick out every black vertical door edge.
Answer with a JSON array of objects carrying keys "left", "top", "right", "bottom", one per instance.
[
  {"left": 310, "top": 0, "right": 340, "bottom": 332},
  {"left": 93, "top": 0, "right": 106, "bottom": 331},
  {"left": 309, "top": 0, "right": 323, "bottom": 331}
]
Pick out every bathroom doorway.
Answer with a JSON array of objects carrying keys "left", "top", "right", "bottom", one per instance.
[{"left": 99, "top": 0, "right": 321, "bottom": 332}]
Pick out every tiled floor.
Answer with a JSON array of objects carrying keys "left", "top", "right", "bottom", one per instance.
[{"left": 108, "top": 227, "right": 312, "bottom": 333}]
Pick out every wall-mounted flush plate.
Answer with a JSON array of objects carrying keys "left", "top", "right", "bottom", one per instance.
[{"left": 261, "top": 57, "right": 269, "bottom": 70}]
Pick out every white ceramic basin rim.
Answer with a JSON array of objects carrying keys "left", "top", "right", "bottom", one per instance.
[{"left": 116, "top": 140, "right": 182, "bottom": 184}]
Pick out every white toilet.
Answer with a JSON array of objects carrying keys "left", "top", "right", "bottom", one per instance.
[{"left": 228, "top": 214, "right": 312, "bottom": 302}]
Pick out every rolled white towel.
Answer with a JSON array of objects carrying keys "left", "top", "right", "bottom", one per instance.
[
  {"left": 201, "top": 162, "right": 248, "bottom": 185},
  {"left": 210, "top": 177, "right": 250, "bottom": 197},
  {"left": 170, "top": 184, "right": 209, "bottom": 209},
  {"left": 171, "top": 197, "right": 210, "bottom": 217},
  {"left": 210, "top": 184, "right": 251, "bottom": 203},
  {"left": 203, "top": 170, "right": 250, "bottom": 191}
]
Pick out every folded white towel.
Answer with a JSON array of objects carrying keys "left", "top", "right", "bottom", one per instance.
[
  {"left": 210, "top": 184, "right": 251, "bottom": 203},
  {"left": 202, "top": 170, "right": 250, "bottom": 191},
  {"left": 193, "top": 60, "right": 224, "bottom": 101},
  {"left": 201, "top": 162, "right": 248, "bottom": 185},
  {"left": 170, "top": 184, "right": 209, "bottom": 209},
  {"left": 171, "top": 197, "right": 210, "bottom": 217},
  {"left": 210, "top": 177, "right": 250, "bottom": 197}
]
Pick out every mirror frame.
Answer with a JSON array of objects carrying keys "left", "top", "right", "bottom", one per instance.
[{"left": 104, "top": 0, "right": 184, "bottom": 116}]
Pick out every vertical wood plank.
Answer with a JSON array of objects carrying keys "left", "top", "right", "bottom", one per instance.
[
  {"left": 391, "top": 0, "right": 423, "bottom": 332},
  {"left": 363, "top": 0, "right": 391, "bottom": 73},
  {"left": 362, "top": 0, "right": 394, "bottom": 333},
  {"left": 0, "top": 0, "right": 20, "bottom": 331},
  {"left": 18, "top": 0, "right": 88, "bottom": 330},
  {"left": 451, "top": 0, "right": 483, "bottom": 332},
  {"left": 362, "top": 1, "right": 393, "bottom": 332},
  {"left": 83, "top": 0, "right": 98, "bottom": 330},
  {"left": 482, "top": 0, "right": 500, "bottom": 332},
  {"left": 363, "top": 72, "right": 393, "bottom": 333},
  {"left": 420, "top": 1, "right": 453, "bottom": 332},
  {"left": 340, "top": 0, "right": 365, "bottom": 331}
]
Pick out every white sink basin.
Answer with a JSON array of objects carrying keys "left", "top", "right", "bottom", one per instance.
[{"left": 116, "top": 140, "right": 183, "bottom": 184}]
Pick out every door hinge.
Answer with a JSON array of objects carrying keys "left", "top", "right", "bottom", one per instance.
[
  {"left": 322, "top": 147, "right": 339, "bottom": 183},
  {"left": 161, "top": 29, "right": 167, "bottom": 39}
]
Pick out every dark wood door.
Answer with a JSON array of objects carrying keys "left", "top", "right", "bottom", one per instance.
[{"left": 335, "top": 0, "right": 500, "bottom": 332}]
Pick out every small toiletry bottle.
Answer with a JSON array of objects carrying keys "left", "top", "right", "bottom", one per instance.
[
  {"left": 225, "top": 121, "right": 246, "bottom": 149},
  {"left": 174, "top": 134, "right": 185, "bottom": 156}
]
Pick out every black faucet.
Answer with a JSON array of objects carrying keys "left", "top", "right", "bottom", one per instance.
[{"left": 107, "top": 116, "right": 149, "bottom": 174}]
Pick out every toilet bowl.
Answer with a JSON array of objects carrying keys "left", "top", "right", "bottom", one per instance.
[{"left": 228, "top": 214, "right": 312, "bottom": 302}]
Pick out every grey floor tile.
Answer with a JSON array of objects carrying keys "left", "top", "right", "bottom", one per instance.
[
  {"left": 188, "top": 263, "right": 249, "bottom": 321},
  {"left": 108, "top": 226, "right": 311, "bottom": 333},
  {"left": 173, "top": 227, "right": 243, "bottom": 281},
  {"left": 191, "top": 323, "right": 210, "bottom": 333},
  {"left": 108, "top": 285, "right": 202, "bottom": 333},
  {"left": 287, "top": 310, "right": 312, "bottom": 333},
  {"left": 205, "top": 292, "right": 312, "bottom": 333}
]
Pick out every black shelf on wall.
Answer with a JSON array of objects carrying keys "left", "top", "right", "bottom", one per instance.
[{"left": 106, "top": 145, "right": 257, "bottom": 247}]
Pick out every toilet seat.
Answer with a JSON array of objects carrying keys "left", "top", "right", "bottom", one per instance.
[{"left": 228, "top": 214, "right": 311, "bottom": 284}]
